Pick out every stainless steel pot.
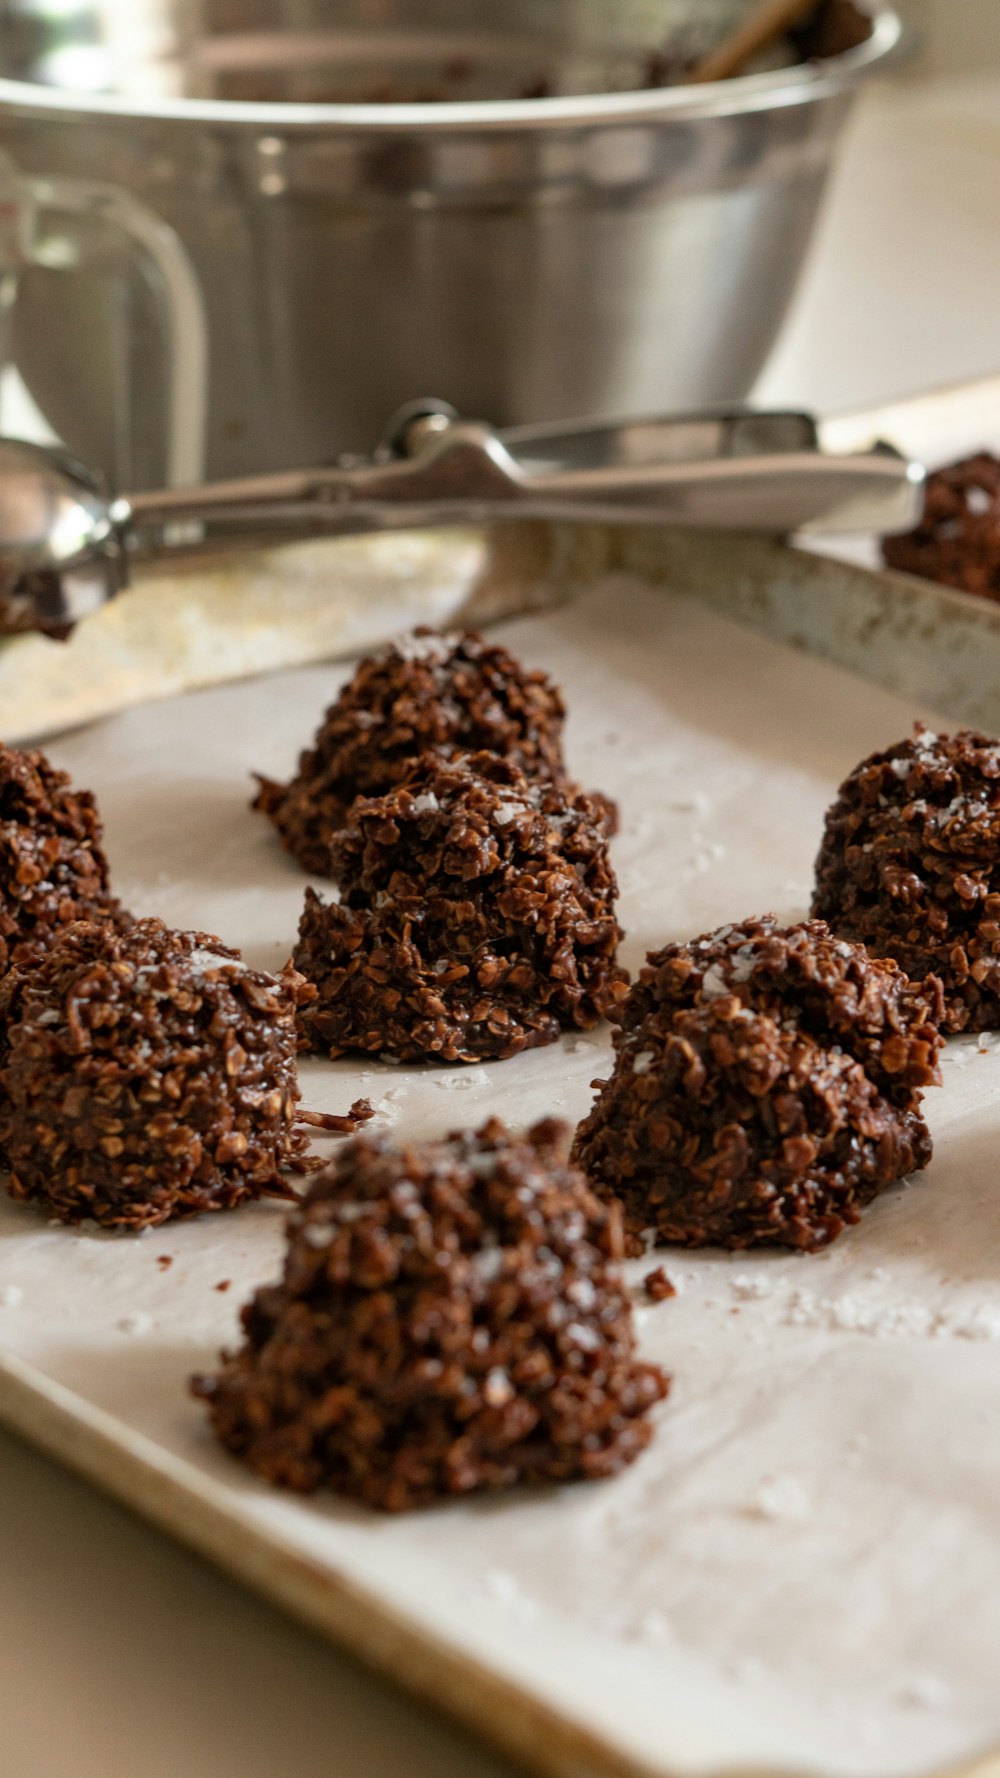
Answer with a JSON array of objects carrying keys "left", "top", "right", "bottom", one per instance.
[{"left": 0, "top": 2, "right": 902, "bottom": 488}]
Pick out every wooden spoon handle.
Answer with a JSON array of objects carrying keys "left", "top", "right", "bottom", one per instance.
[{"left": 688, "top": 0, "right": 819, "bottom": 83}]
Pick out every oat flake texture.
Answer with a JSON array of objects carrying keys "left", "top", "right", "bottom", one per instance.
[
  {"left": 253, "top": 627, "right": 571, "bottom": 875},
  {"left": 0, "top": 742, "right": 121, "bottom": 979},
  {"left": 0, "top": 917, "right": 311, "bottom": 1229},
  {"left": 813, "top": 726, "right": 1000, "bottom": 1031},
  {"left": 573, "top": 916, "right": 943, "bottom": 1252},
  {"left": 294, "top": 750, "right": 627, "bottom": 1064},
  {"left": 193, "top": 1116, "right": 668, "bottom": 1511}
]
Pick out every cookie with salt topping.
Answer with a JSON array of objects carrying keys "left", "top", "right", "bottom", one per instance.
[
  {"left": 293, "top": 751, "right": 626, "bottom": 1063},
  {"left": 573, "top": 917, "right": 942, "bottom": 1252},
  {"left": 0, "top": 742, "right": 121, "bottom": 980},
  {"left": 193, "top": 1117, "right": 668, "bottom": 1511},
  {"left": 253, "top": 628, "right": 570, "bottom": 875},
  {"left": 0, "top": 917, "right": 314, "bottom": 1229},
  {"left": 814, "top": 727, "right": 1000, "bottom": 1031}
]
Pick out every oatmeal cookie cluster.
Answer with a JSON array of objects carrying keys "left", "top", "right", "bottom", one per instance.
[
  {"left": 573, "top": 916, "right": 942, "bottom": 1252},
  {"left": 0, "top": 917, "right": 314, "bottom": 1229},
  {"left": 0, "top": 746, "right": 368, "bottom": 1230},
  {"left": 295, "top": 752, "right": 626, "bottom": 1063},
  {"left": 277, "top": 631, "right": 624, "bottom": 1063},
  {"left": 193, "top": 1117, "right": 668, "bottom": 1510},
  {"left": 883, "top": 454, "right": 1000, "bottom": 602},
  {"left": 0, "top": 742, "right": 120, "bottom": 979},
  {"left": 253, "top": 628, "right": 571, "bottom": 875},
  {"left": 813, "top": 727, "right": 1000, "bottom": 1032}
]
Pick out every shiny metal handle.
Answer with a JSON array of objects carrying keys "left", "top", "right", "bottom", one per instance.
[{"left": 122, "top": 413, "right": 923, "bottom": 542}]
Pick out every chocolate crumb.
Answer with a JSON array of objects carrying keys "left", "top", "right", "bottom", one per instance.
[
  {"left": 295, "top": 1097, "right": 375, "bottom": 1133},
  {"left": 293, "top": 752, "right": 627, "bottom": 1064},
  {"left": 643, "top": 1266, "right": 677, "bottom": 1302},
  {"left": 813, "top": 727, "right": 1000, "bottom": 1031},
  {"left": 193, "top": 1117, "right": 668, "bottom": 1511},
  {"left": 574, "top": 916, "right": 942, "bottom": 1252},
  {"left": 215, "top": 1280, "right": 232, "bottom": 1293},
  {"left": 156, "top": 1255, "right": 174, "bottom": 1271}
]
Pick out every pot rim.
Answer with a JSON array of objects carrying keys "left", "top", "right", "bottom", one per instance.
[{"left": 0, "top": 4, "right": 902, "bottom": 132}]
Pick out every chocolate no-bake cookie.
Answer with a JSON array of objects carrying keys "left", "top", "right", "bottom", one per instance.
[
  {"left": 192, "top": 1117, "right": 668, "bottom": 1511},
  {"left": 813, "top": 726, "right": 1000, "bottom": 1031},
  {"left": 293, "top": 752, "right": 627, "bottom": 1063},
  {"left": 573, "top": 916, "right": 942, "bottom": 1252},
  {"left": 0, "top": 917, "right": 315, "bottom": 1229},
  {"left": 882, "top": 454, "right": 1000, "bottom": 601},
  {"left": 253, "top": 628, "right": 571, "bottom": 875},
  {"left": 0, "top": 743, "right": 120, "bottom": 978}
]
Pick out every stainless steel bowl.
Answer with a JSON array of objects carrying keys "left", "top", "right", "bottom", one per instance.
[{"left": 0, "top": 2, "right": 902, "bottom": 487}]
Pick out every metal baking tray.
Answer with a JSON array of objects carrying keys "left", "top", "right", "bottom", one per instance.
[{"left": 2, "top": 380, "right": 1000, "bottom": 1778}]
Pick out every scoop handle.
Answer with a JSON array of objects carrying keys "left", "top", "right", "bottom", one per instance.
[{"left": 123, "top": 409, "right": 924, "bottom": 543}]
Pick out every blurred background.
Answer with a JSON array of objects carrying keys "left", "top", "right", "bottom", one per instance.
[
  {"left": 0, "top": 0, "right": 996, "bottom": 493},
  {"left": 906, "top": 0, "right": 1000, "bottom": 73},
  {"left": 759, "top": 0, "right": 1000, "bottom": 414}
]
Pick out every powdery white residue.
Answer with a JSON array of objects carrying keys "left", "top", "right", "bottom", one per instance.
[
  {"left": 752, "top": 1474, "right": 811, "bottom": 1522},
  {"left": 117, "top": 1312, "right": 153, "bottom": 1336},
  {"left": 948, "top": 1305, "right": 1000, "bottom": 1341},
  {"left": 730, "top": 1274, "right": 772, "bottom": 1301},
  {"left": 687, "top": 840, "right": 727, "bottom": 875},
  {"left": 409, "top": 792, "right": 440, "bottom": 816},
  {"left": 435, "top": 1069, "right": 490, "bottom": 1092},
  {"left": 484, "top": 1570, "right": 538, "bottom": 1619},
  {"left": 784, "top": 1288, "right": 819, "bottom": 1327},
  {"left": 829, "top": 1296, "right": 882, "bottom": 1335},
  {"left": 758, "top": 1282, "right": 1000, "bottom": 1344},
  {"left": 632, "top": 1050, "right": 655, "bottom": 1075}
]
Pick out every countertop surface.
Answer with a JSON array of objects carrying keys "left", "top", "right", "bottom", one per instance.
[{"left": 4, "top": 62, "right": 1000, "bottom": 1778}]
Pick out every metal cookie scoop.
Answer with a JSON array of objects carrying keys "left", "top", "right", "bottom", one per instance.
[{"left": 0, "top": 403, "right": 924, "bottom": 638}]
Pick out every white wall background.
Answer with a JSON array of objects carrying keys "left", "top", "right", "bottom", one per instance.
[{"left": 755, "top": 0, "right": 1000, "bottom": 415}]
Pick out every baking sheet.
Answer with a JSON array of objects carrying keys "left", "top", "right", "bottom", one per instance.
[
  {"left": 2, "top": 579, "right": 1000, "bottom": 1778},
  {"left": 0, "top": 523, "right": 602, "bottom": 744}
]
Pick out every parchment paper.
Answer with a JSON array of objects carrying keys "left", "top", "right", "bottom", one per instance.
[{"left": 1, "top": 579, "right": 998, "bottom": 1778}]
